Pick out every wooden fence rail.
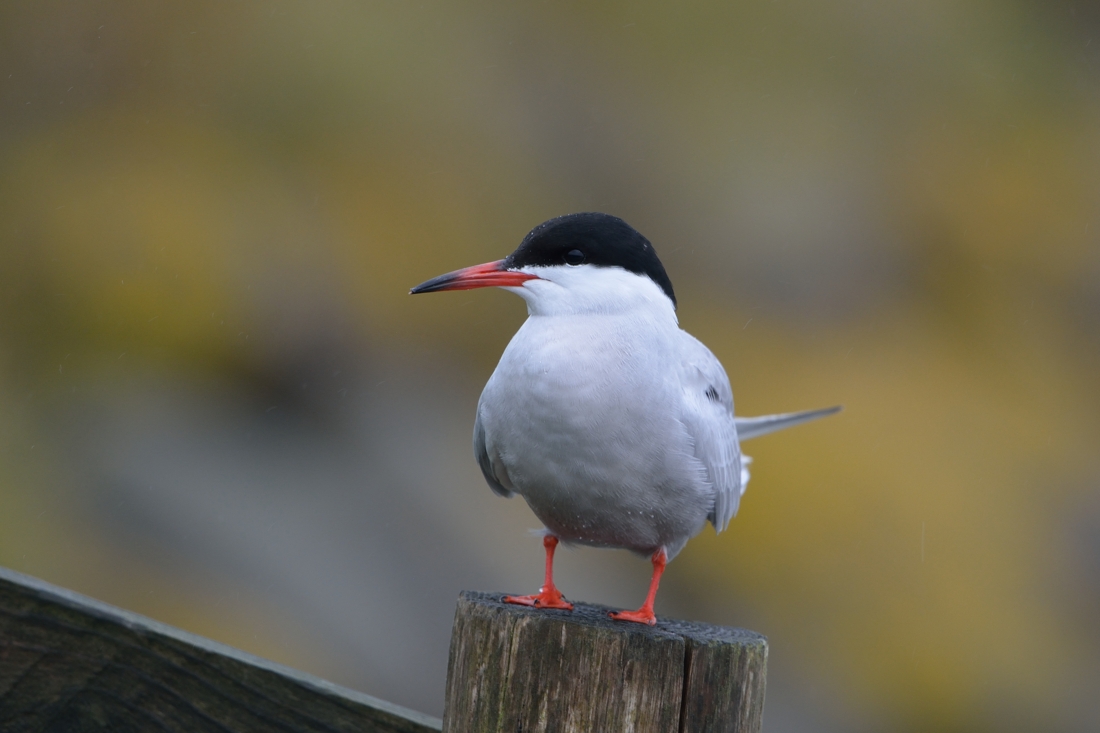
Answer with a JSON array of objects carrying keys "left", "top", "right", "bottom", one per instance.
[
  {"left": 1, "top": 566, "right": 767, "bottom": 732},
  {"left": 0, "top": 566, "right": 441, "bottom": 733}
]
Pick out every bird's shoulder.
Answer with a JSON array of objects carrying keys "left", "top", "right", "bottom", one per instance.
[
  {"left": 674, "top": 329, "right": 742, "bottom": 532},
  {"left": 676, "top": 330, "right": 733, "bottom": 407}
]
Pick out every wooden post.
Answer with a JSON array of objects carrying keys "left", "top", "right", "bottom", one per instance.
[{"left": 443, "top": 591, "right": 767, "bottom": 733}]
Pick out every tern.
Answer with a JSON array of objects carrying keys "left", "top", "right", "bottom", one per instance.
[{"left": 411, "top": 212, "right": 839, "bottom": 624}]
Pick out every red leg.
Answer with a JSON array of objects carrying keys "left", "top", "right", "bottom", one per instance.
[
  {"left": 504, "top": 535, "right": 574, "bottom": 610},
  {"left": 610, "top": 548, "right": 667, "bottom": 625}
]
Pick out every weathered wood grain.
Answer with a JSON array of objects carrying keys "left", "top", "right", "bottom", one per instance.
[
  {"left": 0, "top": 566, "right": 441, "bottom": 733},
  {"left": 443, "top": 590, "right": 767, "bottom": 733},
  {"left": 665, "top": 619, "right": 767, "bottom": 732}
]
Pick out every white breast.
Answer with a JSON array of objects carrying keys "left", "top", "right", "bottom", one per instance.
[{"left": 477, "top": 267, "right": 713, "bottom": 556}]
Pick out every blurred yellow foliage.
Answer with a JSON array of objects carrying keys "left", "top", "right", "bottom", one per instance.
[{"left": 1, "top": 1, "right": 1098, "bottom": 730}]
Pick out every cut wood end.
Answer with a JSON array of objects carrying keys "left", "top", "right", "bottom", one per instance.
[{"left": 444, "top": 590, "right": 768, "bottom": 733}]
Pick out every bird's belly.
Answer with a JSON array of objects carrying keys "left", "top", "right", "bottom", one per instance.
[{"left": 478, "top": 320, "right": 710, "bottom": 554}]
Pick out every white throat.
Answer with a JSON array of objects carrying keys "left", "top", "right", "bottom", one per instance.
[{"left": 503, "top": 265, "right": 678, "bottom": 321}]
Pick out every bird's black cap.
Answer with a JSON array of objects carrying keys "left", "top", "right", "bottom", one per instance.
[{"left": 505, "top": 213, "right": 677, "bottom": 307}]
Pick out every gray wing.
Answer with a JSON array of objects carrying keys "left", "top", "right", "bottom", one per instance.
[
  {"left": 473, "top": 407, "right": 514, "bottom": 498},
  {"left": 677, "top": 332, "right": 743, "bottom": 533},
  {"left": 735, "top": 406, "right": 842, "bottom": 441}
]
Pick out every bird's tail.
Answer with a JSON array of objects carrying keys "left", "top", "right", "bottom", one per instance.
[{"left": 735, "top": 405, "right": 842, "bottom": 441}]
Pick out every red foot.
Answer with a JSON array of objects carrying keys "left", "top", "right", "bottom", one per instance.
[
  {"left": 609, "top": 608, "right": 657, "bottom": 625},
  {"left": 504, "top": 587, "right": 573, "bottom": 610},
  {"left": 504, "top": 535, "right": 574, "bottom": 611},
  {"left": 608, "top": 547, "right": 667, "bottom": 626}
]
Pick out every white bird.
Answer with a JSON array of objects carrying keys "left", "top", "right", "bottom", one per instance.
[{"left": 411, "top": 213, "right": 839, "bottom": 624}]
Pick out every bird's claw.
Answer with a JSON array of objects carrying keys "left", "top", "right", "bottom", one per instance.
[
  {"left": 503, "top": 588, "right": 574, "bottom": 611},
  {"left": 609, "top": 608, "right": 657, "bottom": 625}
]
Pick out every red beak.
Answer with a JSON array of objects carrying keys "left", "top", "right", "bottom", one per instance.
[{"left": 409, "top": 259, "right": 540, "bottom": 294}]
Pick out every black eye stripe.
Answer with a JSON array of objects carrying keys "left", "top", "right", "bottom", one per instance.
[{"left": 564, "top": 249, "right": 585, "bottom": 266}]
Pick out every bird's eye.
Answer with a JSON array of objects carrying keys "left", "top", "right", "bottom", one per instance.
[{"left": 564, "top": 249, "right": 585, "bottom": 266}]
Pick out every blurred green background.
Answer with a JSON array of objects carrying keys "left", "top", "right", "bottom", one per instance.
[{"left": 2, "top": 1, "right": 1099, "bottom": 730}]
